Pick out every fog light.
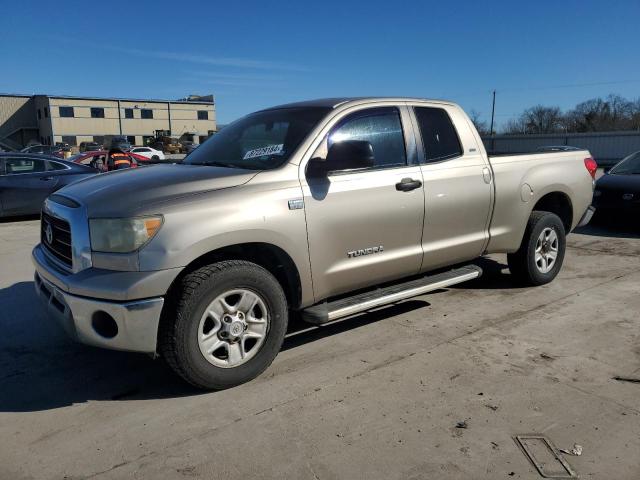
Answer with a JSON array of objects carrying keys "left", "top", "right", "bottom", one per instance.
[{"left": 91, "top": 311, "right": 118, "bottom": 338}]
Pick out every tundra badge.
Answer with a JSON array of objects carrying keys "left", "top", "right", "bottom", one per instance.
[{"left": 347, "top": 246, "right": 384, "bottom": 258}]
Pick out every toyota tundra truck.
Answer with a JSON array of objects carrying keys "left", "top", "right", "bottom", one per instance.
[{"left": 33, "top": 97, "right": 597, "bottom": 389}]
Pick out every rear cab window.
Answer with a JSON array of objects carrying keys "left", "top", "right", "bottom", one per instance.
[{"left": 413, "top": 106, "right": 463, "bottom": 162}]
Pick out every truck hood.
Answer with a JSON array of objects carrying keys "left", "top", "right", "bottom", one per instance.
[{"left": 58, "top": 164, "right": 258, "bottom": 217}]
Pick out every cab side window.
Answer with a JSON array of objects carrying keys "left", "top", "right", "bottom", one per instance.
[
  {"left": 46, "top": 161, "right": 67, "bottom": 171},
  {"left": 328, "top": 107, "right": 406, "bottom": 170},
  {"left": 413, "top": 107, "right": 463, "bottom": 162},
  {"left": 4, "top": 157, "right": 46, "bottom": 174}
]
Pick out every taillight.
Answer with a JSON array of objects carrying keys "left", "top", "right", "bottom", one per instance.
[{"left": 584, "top": 157, "right": 597, "bottom": 179}]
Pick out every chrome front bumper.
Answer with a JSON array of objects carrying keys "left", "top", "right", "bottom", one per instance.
[
  {"left": 34, "top": 271, "right": 164, "bottom": 353},
  {"left": 32, "top": 244, "right": 169, "bottom": 353}
]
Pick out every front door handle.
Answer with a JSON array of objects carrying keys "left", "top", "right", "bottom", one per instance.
[
  {"left": 395, "top": 177, "right": 422, "bottom": 192},
  {"left": 39, "top": 176, "right": 54, "bottom": 181}
]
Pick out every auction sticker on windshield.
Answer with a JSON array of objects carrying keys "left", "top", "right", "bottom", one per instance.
[{"left": 243, "top": 144, "right": 284, "bottom": 160}]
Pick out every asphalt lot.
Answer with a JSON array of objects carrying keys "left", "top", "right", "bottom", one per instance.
[{"left": 1, "top": 218, "right": 639, "bottom": 479}]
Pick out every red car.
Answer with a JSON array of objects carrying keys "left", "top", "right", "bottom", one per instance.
[{"left": 68, "top": 150, "right": 151, "bottom": 172}]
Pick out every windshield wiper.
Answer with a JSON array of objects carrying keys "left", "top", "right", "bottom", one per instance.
[{"left": 193, "top": 161, "right": 243, "bottom": 169}]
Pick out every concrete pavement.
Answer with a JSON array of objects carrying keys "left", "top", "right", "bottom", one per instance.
[{"left": 1, "top": 218, "right": 639, "bottom": 479}]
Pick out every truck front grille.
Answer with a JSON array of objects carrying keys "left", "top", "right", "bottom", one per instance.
[{"left": 41, "top": 212, "right": 72, "bottom": 269}]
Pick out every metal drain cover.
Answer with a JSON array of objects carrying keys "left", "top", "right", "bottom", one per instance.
[{"left": 514, "top": 435, "right": 578, "bottom": 479}]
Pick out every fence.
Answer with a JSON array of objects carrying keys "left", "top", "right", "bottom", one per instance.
[{"left": 481, "top": 131, "right": 640, "bottom": 167}]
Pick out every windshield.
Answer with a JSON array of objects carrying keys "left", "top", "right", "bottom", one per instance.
[
  {"left": 185, "top": 107, "right": 331, "bottom": 170},
  {"left": 610, "top": 151, "right": 640, "bottom": 175}
]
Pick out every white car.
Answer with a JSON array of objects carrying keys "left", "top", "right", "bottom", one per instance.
[{"left": 129, "top": 146, "right": 165, "bottom": 161}]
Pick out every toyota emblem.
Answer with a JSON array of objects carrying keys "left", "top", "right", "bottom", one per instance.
[
  {"left": 44, "top": 222, "right": 53, "bottom": 244},
  {"left": 622, "top": 193, "right": 634, "bottom": 201}
]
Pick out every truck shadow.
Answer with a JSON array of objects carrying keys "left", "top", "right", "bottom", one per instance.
[
  {"left": 0, "top": 282, "right": 428, "bottom": 412},
  {"left": 449, "top": 257, "right": 522, "bottom": 290},
  {"left": 0, "top": 214, "right": 39, "bottom": 224},
  {"left": 574, "top": 222, "right": 640, "bottom": 239}
]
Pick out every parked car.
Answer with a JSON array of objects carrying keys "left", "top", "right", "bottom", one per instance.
[
  {"left": 0, "top": 153, "right": 97, "bottom": 217},
  {"left": 103, "top": 135, "right": 131, "bottom": 151},
  {"left": 536, "top": 146, "right": 582, "bottom": 152},
  {"left": 20, "top": 144, "right": 65, "bottom": 158},
  {"left": 129, "top": 146, "right": 166, "bottom": 161},
  {"left": 79, "top": 142, "right": 102, "bottom": 152},
  {"left": 180, "top": 141, "right": 198, "bottom": 154},
  {"left": 150, "top": 136, "right": 182, "bottom": 154},
  {"left": 33, "top": 97, "right": 595, "bottom": 390},
  {"left": 69, "top": 150, "right": 149, "bottom": 171},
  {"left": 592, "top": 151, "right": 640, "bottom": 220}
]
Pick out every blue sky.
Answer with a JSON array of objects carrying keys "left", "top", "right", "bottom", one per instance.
[{"left": 2, "top": 0, "right": 639, "bottom": 127}]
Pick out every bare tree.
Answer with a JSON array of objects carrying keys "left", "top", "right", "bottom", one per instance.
[
  {"left": 522, "top": 105, "right": 563, "bottom": 134},
  {"left": 564, "top": 95, "right": 634, "bottom": 132},
  {"left": 503, "top": 105, "right": 562, "bottom": 134},
  {"left": 502, "top": 94, "right": 640, "bottom": 135},
  {"left": 503, "top": 117, "right": 527, "bottom": 134},
  {"left": 469, "top": 109, "right": 489, "bottom": 135}
]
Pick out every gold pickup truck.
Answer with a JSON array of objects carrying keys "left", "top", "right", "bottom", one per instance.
[{"left": 32, "top": 97, "right": 596, "bottom": 390}]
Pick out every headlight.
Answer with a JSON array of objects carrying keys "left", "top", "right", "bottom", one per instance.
[
  {"left": 89, "top": 216, "right": 163, "bottom": 253},
  {"left": 593, "top": 190, "right": 602, "bottom": 197}
]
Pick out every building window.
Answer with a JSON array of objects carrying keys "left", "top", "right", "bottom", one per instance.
[
  {"left": 197, "top": 110, "right": 208, "bottom": 120},
  {"left": 199, "top": 135, "right": 208, "bottom": 144},
  {"left": 124, "top": 108, "right": 134, "bottom": 119},
  {"left": 91, "top": 107, "right": 105, "bottom": 118},
  {"left": 141, "top": 109, "right": 153, "bottom": 119},
  {"left": 127, "top": 136, "right": 136, "bottom": 145},
  {"left": 59, "top": 106, "right": 74, "bottom": 118},
  {"left": 93, "top": 135, "right": 105, "bottom": 145},
  {"left": 37, "top": 109, "right": 42, "bottom": 119},
  {"left": 61, "top": 135, "right": 77, "bottom": 146},
  {"left": 44, "top": 107, "right": 49, "bottom": 118}
]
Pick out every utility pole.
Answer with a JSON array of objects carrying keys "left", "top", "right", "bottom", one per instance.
[{"left": 489, "top": 90, "right": 496, "bottom": 136}]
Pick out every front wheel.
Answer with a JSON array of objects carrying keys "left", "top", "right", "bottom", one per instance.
[
  {"left": 507, "top": 211, "right": 566, "bottom": 286},
  {"left": 159, "top": 261, "right": 288, "bottom": 390}
]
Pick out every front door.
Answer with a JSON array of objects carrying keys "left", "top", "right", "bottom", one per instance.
[
  {"left": 301, "top": 106, "right": 425, "bottom": 301},
  {"left": 0, "top": 156, "right": 59, "bottom": 215}
]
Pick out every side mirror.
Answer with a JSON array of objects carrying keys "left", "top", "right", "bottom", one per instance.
[
  {"left": 308, "top": 140, "right": 374, "bottom": 177},
  {"left": 326, "top": 140, "right": 374, "bottom": 171}
]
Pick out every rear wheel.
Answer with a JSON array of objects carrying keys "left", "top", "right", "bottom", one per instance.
[
  {"left": 151, "top": 155, "right": 160, "bottom": 161},
  {"left": 159, "top": 261, "right": 288, "bottom": 390},
  {"left": 507, "top": 211, "right": 566, "bottom": 286}
]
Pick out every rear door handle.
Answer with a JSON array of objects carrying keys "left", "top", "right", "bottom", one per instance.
[
  {"left": 482, "top": 167, "right": 492, "bottom": 184},
  {"left": 395, "top": 177, "right": 422, "bottom": 192},
  {"left": 39, "top": 176, "right": 54, "bottom": 181}
]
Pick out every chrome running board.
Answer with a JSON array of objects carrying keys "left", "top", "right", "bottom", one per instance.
[{"left": 301, "top": 265, "right": 482, "bottom": 325}]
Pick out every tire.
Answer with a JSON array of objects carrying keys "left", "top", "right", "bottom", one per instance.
[
  {"left": 159, "top": 260, "right": 288, "bottom": 390},
  {"left": 151, "top": 155, "right": 160, "bottom": 161},
  {"left": 507, "top": 211, "right": 566, "bottom": 286}
]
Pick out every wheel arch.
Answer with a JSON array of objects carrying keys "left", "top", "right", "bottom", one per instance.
[
  {"left": 164, "top": 242, "right": 303, "bottom": 311},
  {"left": 531, "top": 190, "right": 573, "bottom": 233}
]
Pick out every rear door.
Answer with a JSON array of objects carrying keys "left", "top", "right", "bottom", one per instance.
[
  {"left": 301, "top": 105, "right": 426, "bottom": 300},
  {"left": 409, "top": 103, "right": 493, "bottom": 271},
  {"left": 0, "top": 156, "right": 60, "bottom": 215}
]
